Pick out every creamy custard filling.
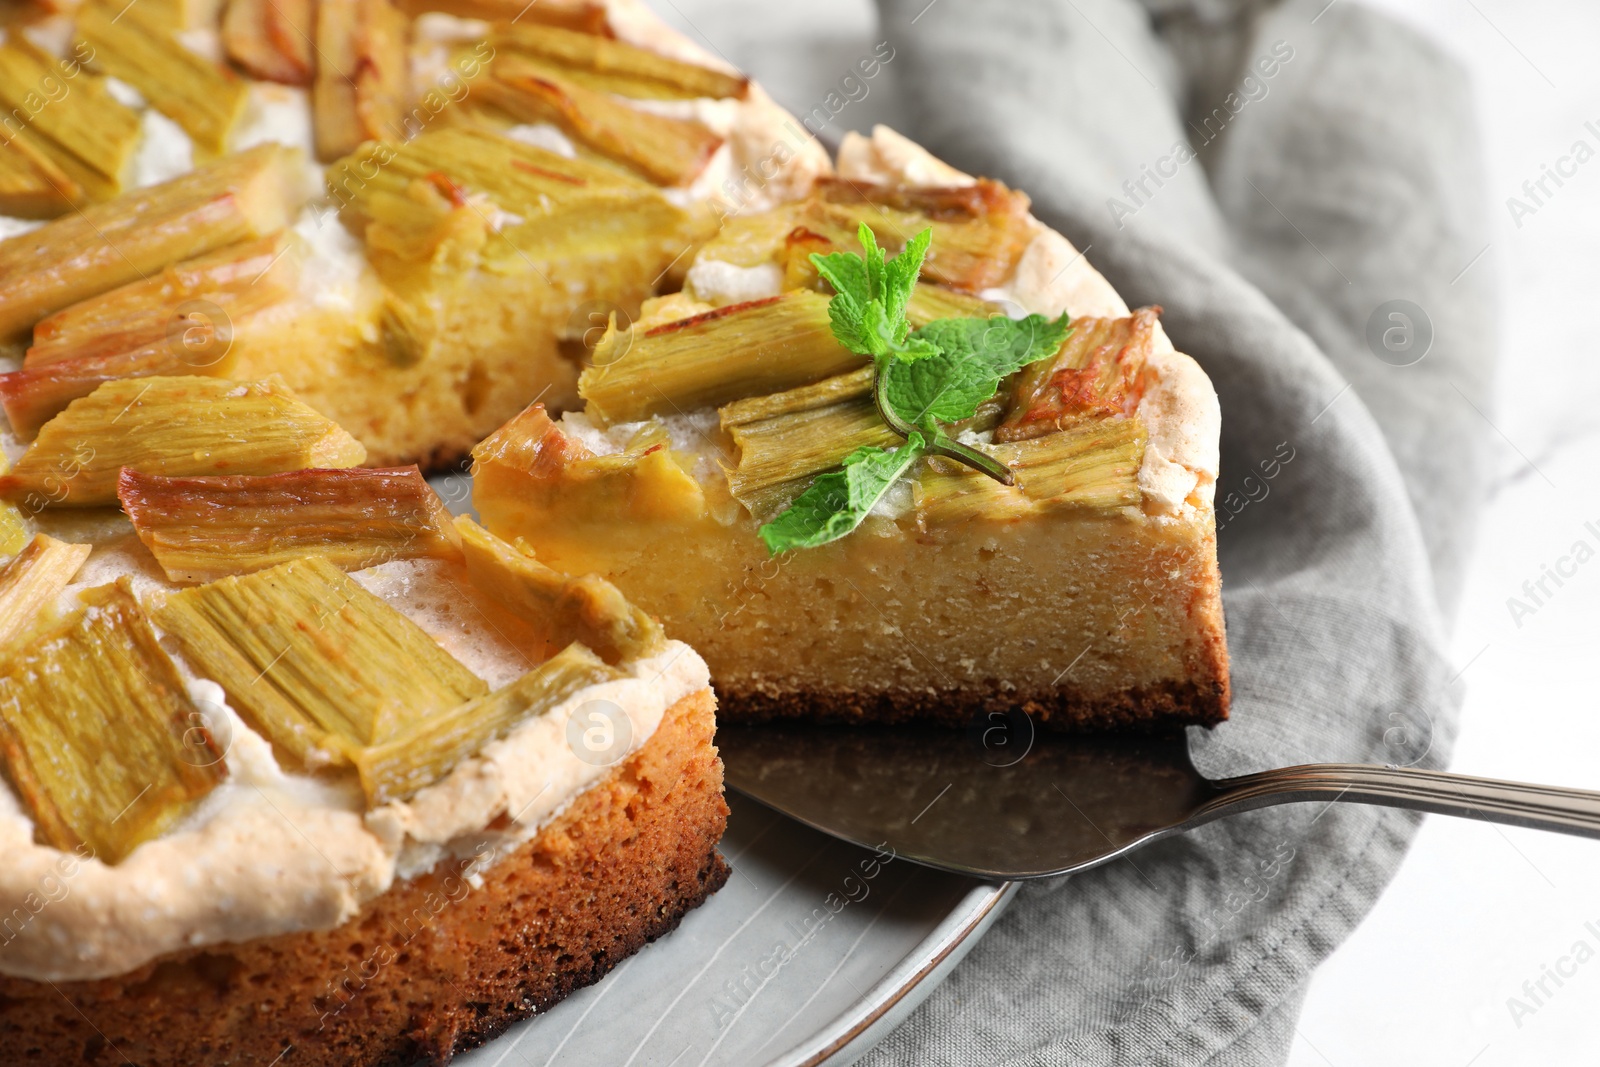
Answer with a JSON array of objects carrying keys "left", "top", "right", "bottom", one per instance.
[{"left": 0, "top": 515, "right": 708, "bottom": 982}]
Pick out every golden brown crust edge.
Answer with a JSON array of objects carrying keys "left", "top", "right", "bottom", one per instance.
[
  {"left": 1185, "top": 525, "right": 1232, "bottom": 725},
  {"left": 0, "top": 687, "right": 728, "bottom": 1067},
  {"left": 715, "top": 676, "right": 1227, "bottom": 732}
]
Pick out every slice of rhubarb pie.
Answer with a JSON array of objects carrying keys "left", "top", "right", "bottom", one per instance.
[{"left": 473, "top": 127, "right": 1229, "bottom": 731}]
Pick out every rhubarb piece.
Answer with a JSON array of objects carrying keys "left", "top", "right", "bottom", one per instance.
[
  {"left": 490, "top": 22, "right": 747, "bottom": 101},
  {"left": 0, "top": 232, "right": 302, "bottom": 433},
  {"left": 0, "top": 347, "right": 209, "bottom": 440},
  {"left": 153, "top": 556, "right": 488, "bottom": 768},
  {"left": 0, "top": 376, "right": 366, "bottom": 508},
  {"left": 77, "top": 0, "right": 250, "bottom": 156},
  {"left": 0, "top": 145, "right": 306, "bottom": 337},
  {"left": 222, "top": 0, "right": 314, "bottom": 85},
  {"left": 353, "top": 640, "right": 621, "bottom": 805},
  {"left": 344, "top": 168, "right": 493, "bottom": 270},
  {"left": 119, "top": 466, "right": 462, "bottom": 583},
  {"left": 380, "top": 127, "right": 587, "bottom": 197},
  {"left": 716, "top": 364, "right": 873, "bottom": 426},
  {"left": 313, "top": 0, "right": 410, "bottom": 161},
  {"left": 470, "top": 400, "right": 593, "bottom": 479},
  {"left": 0, "top": 232, "right": 296, "bottom": 432},
  {"left": 579, "top": 290, "right": 864, "bottom": 425},
  {"left": 696, "top": 215, "right": 1009, "bottom": 320},
  {"left": 330, "top": 125, "right": 687, "bottom": 255},
  {"left": 0, "top": 582, "right": 225, "bottom": 863},
  {"left": 376, "top": 286, "right": 441, "bottom": 366},
  {"left": 720, "top": 368, "right": 902, "bottom": 520},
  {"left": 0, "top": 37, "right": 141, "bottom": 203},
  {"left": 4, "top": 124, "right": 111, "bottom": 207},
  {"left": 132, "top": 0, "right": 229, "bottom": 29},
  {"left": 0, "top": 534, "right": 91, "bottom": 646},
  {"left": 456, "top": 514, "right": 667, "bottom": 664},
  {"left": 26, "top": 232, "right": 300, "bottom": 367},
  {"left": 479, "top": 59, "right": 723, "bottom": 186},
  {"left": 905, "top": 282, "right": 1007, "bottom": 327},
  {"left": 470, "top": 407, "right": 707, "bottom": 542},
  {"left": 691, "top": 204, "right": 803, "bottom": 270},
  {"left": 401, "top": 0, "right": 610, "bottom": 33},
  {"left": 995, "top": 308, "right": 1158, "bottom": 442},
  {"left": 0, "top": 453, "right": 24, "bottom": 555},
  {"left": 799, "top": 178, "right": 1034, "bottom": 292},
  {"left": 0, "top": 140, "right": 78, "bottom": 217},
  {"left": 780, "top": 226, "right": 1014, "bottom": 321},
  {"left": 916, "top": 415, "right": 1147, "bottom": 525},
  {"left": 773, "top": 224, "right": 832, "bottom": 290}
]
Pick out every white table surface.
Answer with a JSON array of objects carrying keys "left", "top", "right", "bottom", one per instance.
[{"left": 653, "top": 2, "right": 1600, "bottom": 1063}]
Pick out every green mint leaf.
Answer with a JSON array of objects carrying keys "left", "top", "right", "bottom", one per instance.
[
  {"left": 898, "top": 335, "right": 941, "bottom": 362},
  {"left": 882, "top": 312, "right": 1072, "bottom": 428},
  {"left": 757, "top": 432, "right": 927, "bottom": 554},
  {"left": 810, "top": 248, "right": 870, "bottom": 306},
  {"left": 811, "top": 250, "right": 871, "bottom": 353},
  {"left": 880, "top": 352, "right": 999, "bottom": 429},
  {"left": 809, "top": 225, "right": 934, "bottom": 361},
  {"left": 882, "top": 227, "right": 931, "bottom": 347},
  {"left": 861, "top": 301, "right": 895, "bottom": 359},
  {"left": 858, "top": 222, "right": 887, "bottom": 307},
  {"left": 825, "top": 289, "right": 871, "bottom": 356},
  {"left": 916, "top": 312, "right": 1074, "bottom": 380}
]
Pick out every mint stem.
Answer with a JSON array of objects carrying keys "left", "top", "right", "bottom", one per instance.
[
  {"left": 871, "top": 360, "right": 918, "bottom": 438},
  {"left": 929, "top": 433, "right": 1017, "bottom": 486},
  {"left": 872, "top": 364, "right": 1016, "bottom": 487}
]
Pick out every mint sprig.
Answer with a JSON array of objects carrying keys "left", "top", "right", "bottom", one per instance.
[{"left": 756, "top": 225, "right": 1071, "bottom": 554}]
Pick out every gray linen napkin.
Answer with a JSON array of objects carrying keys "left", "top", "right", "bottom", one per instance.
[{"left": 842, "top": 0, "right": 1497, "bottom": 1063}]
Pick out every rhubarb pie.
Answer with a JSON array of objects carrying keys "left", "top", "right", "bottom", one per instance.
[
  {"left": 0, "top": 0, "right": 1229, "bottom": 1061},
  {"left": 472, "top": 126, "right": 1230, "bottom": 731},
  {"left": 0, "top": 0, "right": 798, "bottom": 1061}
]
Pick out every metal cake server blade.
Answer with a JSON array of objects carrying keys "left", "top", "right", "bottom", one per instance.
[{"left": 717, "top": 722, "right": 1600, "bottom": 879}]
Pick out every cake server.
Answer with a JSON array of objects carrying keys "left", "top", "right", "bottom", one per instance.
[{"left": 717, "top": 723, "right": 1600, "bottom": 879}]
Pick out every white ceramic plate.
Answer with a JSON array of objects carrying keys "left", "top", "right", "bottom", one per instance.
[{"left": 455, "top": 794, "right": 1015, "bottom": 1067}]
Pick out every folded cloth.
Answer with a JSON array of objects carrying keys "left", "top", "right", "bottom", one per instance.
[{"left": 847, "top": 0, "right": 1496, "bottom": 1063}]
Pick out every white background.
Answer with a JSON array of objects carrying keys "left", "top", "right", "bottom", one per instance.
[
  {"left": 1290, "top": 3, "right": 1600, "bottom": 1065},
  {"left": 650, "top": 1, "right": 1600, "bottom": 1063}
]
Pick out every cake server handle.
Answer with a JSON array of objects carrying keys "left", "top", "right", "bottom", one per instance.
[{"left": 1194, "top": 763, "right": 1600, "bottom": 839}]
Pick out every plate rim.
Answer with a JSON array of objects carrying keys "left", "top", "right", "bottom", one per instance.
[{"left": 766, "top": 878, "right": 1021, "bottom": 1067}]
